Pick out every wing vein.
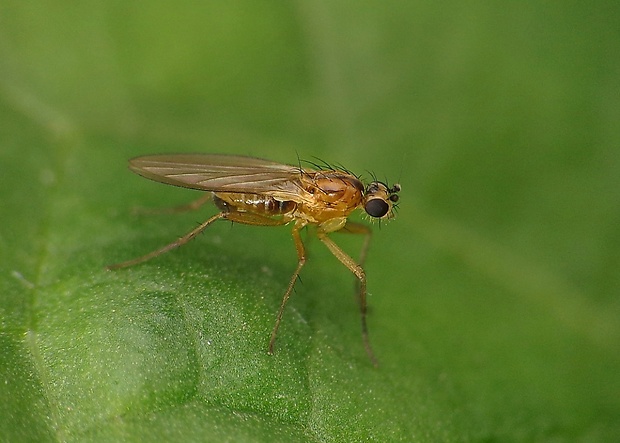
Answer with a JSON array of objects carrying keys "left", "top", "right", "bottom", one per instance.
[{"left": 128, "top": 154, "right": 311, "bottom": 202}]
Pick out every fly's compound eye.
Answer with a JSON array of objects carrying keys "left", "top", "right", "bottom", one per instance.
[{"left": 365, "top": 198, "right": 390, "bottom": 218}]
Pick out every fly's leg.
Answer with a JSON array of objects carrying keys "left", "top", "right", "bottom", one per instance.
[
  {"left": 268, "top": 220, "right": 307, "bottom": 355},
  {"left": 133, "top": 193, "right": 213, "bottom": 215},
  {"left": 108, "top": 209, "right": 293, "bottom": 270},
  {"left": 106, "top": 212, "right": 226, "bottom": 269},
  {"left": 340, "top": 221, "right": 372, "bottom": 299},
  {"left": 108, "top": 208, "right": 298, "bottom": 356},
  {"left": 317, "top": 231, "right": 378, "bottom": 367},
  {"left": 211, "top": 211, "right": 302, "bottom": 356},
  {"left": 222, "top": 212, "right": 304, "bottom": 355},
  {"left": 224, "top": 211, "right": 290, "bottom": 227}
]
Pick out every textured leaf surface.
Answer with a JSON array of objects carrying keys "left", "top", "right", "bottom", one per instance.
[{"left": 1, "top": 1, "right": 619, "bottom": 441}]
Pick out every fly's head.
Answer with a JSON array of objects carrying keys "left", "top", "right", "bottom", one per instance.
[{"left": 363, "top": 182, "right": 401, "bottom": 220}]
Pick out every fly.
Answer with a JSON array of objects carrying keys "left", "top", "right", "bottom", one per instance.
[{"left": 107, "top": 154, "right": 400, "bottom": 366}]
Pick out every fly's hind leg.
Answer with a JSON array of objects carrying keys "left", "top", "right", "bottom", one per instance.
[
  {"left": 107, "top": 212, "right": 227, "bottom": 269},
  {"left": 107, "top": 210, "right": 290, "bottom": 270},
  {"left": 317, "top": 230, "right": 378, "bottom": 367}
]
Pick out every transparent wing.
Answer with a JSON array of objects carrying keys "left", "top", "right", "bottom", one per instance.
[{"left": 128, "top": 154, "right": 311, "bottom": 201}]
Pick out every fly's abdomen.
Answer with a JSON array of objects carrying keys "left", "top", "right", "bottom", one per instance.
[{"left": 213, "top": 192, "right": 296, "bottom": 216}]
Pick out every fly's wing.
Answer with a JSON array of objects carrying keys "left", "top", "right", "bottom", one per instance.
[{"left": 128, "top": 154, "right": 311, "bottom": 202}]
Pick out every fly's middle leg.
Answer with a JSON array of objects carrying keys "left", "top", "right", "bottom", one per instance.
[
  {"left": 268, "top": 220, "right": 307, "bottom": 355},
  {"left": 220, "top": 211, "right": 303, "bottom": 356}
]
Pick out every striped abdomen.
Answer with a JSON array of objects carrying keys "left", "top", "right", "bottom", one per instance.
[{"left": 212, "top": 192, "right": 296, "bottom": 217}]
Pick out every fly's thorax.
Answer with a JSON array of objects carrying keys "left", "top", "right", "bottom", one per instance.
[
  {"left": 300, "top": 171, "right": 365, "bottom": 222},
  {"left": 213, "top": 192, "right": 296, "bottom": 216}
]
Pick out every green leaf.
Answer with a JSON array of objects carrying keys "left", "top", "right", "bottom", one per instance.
[{"left": 2, "top": 1, "right": 619, "bottom": 441}]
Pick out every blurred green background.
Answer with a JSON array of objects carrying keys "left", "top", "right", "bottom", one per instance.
[{"left": 1, "top": 1, "right": 619, "bottom": 442}]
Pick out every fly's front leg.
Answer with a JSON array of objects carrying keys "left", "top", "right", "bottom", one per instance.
[
  {"left": 268, "top": 220, "right": 307, "bottom": 355},
  {"left": 340, "top": 221, "right": 372, "bottom": 299},
  {"left": 107, "top": 212, "right": 227, "bottom": 269},
  {"left": 317, "top": 231, "right": 378, "bottom": 367},
  {"left": 341, "top": 221, "right": 372, "bottom": 267}
]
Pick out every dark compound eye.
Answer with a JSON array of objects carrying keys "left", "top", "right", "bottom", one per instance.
[{"left": 365, "top": 198, "right": 389, "bottom": 218}]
